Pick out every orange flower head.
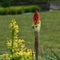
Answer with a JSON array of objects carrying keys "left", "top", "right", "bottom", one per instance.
[{"left": 33, "top": 10, "right": 40, "bottom": 24}]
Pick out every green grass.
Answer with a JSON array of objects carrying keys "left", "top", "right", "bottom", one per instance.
[{"left": 0, "top": 10, "right": 60, "bottom": 57}]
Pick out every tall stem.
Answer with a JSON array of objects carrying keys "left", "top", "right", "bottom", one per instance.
[
  {"left": 11, "top": 25, "right": 14, "bottom": 60},
  {"left": 34, "top": 31, "right": 39, "bottom": 60}
]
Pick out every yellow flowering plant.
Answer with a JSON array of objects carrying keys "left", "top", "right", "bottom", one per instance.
[{"left": 5, "top": 18, "right": 34, "bottom": 60}]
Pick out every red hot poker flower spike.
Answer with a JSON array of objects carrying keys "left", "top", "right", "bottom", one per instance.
[{"left": 33, "top": 10, "right": 40, "bottom": 24}]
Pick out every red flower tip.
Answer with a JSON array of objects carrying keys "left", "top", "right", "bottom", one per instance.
[{"left": 33, "top": 10, "right": 40, "bottom": 24}]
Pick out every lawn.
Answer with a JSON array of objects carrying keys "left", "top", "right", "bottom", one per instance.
[{"left": 0, "top": 10, "right": 60, "bottom": 57}]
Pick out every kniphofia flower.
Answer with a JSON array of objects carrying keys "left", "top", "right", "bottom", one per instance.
[
  {"left": 32, "top": 10, "right": 41, "bottom": 31},
  {"left": 33, "top": 10, "right": 40, "bottom": 25}
]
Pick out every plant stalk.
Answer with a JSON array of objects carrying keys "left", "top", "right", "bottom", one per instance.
[{"left": 34, "top": 31, "right": 39, "bottom": 60}]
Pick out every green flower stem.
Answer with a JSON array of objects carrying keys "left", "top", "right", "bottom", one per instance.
[
  {"left": 11, "top": 23, "right": 14, "bottom": 60},
  {"left": 34, "top": 31, "right": 39, "bottom": 60}
]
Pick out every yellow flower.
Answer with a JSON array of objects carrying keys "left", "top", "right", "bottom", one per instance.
[
  {"left": 15, "top": 51, "right": 24, "bottom": 56},
  {"left": 13, "top": 42, "right": 17, "bottom": 48},
  {"left": 7, "top": 18, "right": 35, "bottom": 60},
  {"left": 19, "top": 39, "right": 25, "bottom": 43},
  {"left": 10, "top": 18, "right": 19, "bottom": 34}
]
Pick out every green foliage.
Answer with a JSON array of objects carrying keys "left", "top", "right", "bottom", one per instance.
[
  {"left": 0, "top": 7, "right": 10, "bottom": 14},
  {"left": 0, "top": 6, "right": 41, "bottom": 15},
  {"left": 9, "top": 6, "right": 24, "bottom": 14},
  {"left": 23, "top": 6, "right": 40, "bottom": 13},
  {"left": 51, "top": 50, "right": 60, "bottom": 60},
  {"left": 40, "top": 47, "right": 60, "bottom": 60}
]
